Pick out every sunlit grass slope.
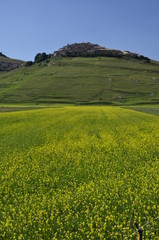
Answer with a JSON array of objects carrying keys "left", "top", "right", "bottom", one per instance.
[
  {"left": 0, "top": 57, "right": 159, "bottom": 105},
  {"left": 0, "top": 106, "right": 159, "bottom": 239},
  {"left": 0, "top": 56, "right": 22, "bottom": 63}
]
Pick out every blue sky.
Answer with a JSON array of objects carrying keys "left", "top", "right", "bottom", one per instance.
[{"left": 0, "top": 0, "right": 159, "bottom": 61}]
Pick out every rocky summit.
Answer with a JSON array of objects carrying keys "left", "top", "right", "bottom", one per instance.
[{"left": 53, "top": 42, "right": 150, "bottom": 63}]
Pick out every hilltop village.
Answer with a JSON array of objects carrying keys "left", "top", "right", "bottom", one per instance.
[
  {"left": 53, "top": 42, "right": 150, "bottom": 62},
  {"left": 0, "top": 43, "right": 151, "bottom": 71}
]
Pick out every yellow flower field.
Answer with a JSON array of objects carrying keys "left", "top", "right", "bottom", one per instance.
[{"left": 0, "top": 106, "right": 158, "bottom": 239}]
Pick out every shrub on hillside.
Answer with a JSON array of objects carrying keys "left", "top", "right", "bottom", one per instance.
[
  {"left": 25, "top": 61, "right": 34, "bottom": 67},
  {"left": 34, "top": 52, "right": 49, "bottom": 63}
]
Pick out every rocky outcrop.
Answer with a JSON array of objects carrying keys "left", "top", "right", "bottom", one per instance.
[
  {"left": 53, "top": 43, "right": 150, "bottom": 62},
  {"left": 0, "top": 52, "right": 23, "bottom": 71},
  {"left": 0, "top": 61, "right": 23, "bottom": 71}
]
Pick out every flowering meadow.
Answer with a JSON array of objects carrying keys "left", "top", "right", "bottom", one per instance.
[{"left": 0, "top": 106, "right": 158, "bottom": 239}]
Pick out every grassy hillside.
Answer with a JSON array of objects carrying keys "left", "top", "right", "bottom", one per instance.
[
  {"left": 0, "top": 106, "right": 158, "bottom": 239},
  {"left": 0, "top": 57, "right": 159, "bottom": 105},
  {"left": 0, "top": 55, "right": 22, "bottom": 63}
]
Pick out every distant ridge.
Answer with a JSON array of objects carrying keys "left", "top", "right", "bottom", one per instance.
[
  {"left": 0, "top": 52, "right": 8, "bottom": 58},
  {"left": 53, "top": 42, "right": 150, "bottom": 63},
  {"left": 0, "top": 53, "right": 23, "bottom": 71}
]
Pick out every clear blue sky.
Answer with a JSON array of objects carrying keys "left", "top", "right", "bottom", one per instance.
[{"left": 0, "top": 0, "right": 159, "bottom": 61}]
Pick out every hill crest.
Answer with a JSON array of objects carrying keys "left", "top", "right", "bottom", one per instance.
[
  {"left": 53, "top": 42, "right": 150, "bottom": 63},
  {"left": 0, "top": 53, "right": 23, "bottom": 71},
  {"left": 0, "top": 52, "right": 8, "bottom": 58}
]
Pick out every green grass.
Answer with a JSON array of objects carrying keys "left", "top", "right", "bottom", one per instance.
[
  {"left": 0, "top": 56, "right": 23, "bottom": 63},
  {"left": 0, "top": 106, "right": 158, "bottom": 239},
  {"left": 0, "top": 57, "right": 159, "bottom": 105}
]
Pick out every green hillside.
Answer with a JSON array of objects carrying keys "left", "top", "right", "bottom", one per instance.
[{"left": 0, "top": 56, "right": 159, "bottom": 105}]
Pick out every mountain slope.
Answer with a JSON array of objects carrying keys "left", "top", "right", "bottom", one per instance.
[
  {"left": 0, "top": 53, "right": 23, "bottom": 71},
  {"left": 0, "top": 56, "right": 159, "bottom": 105}
]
